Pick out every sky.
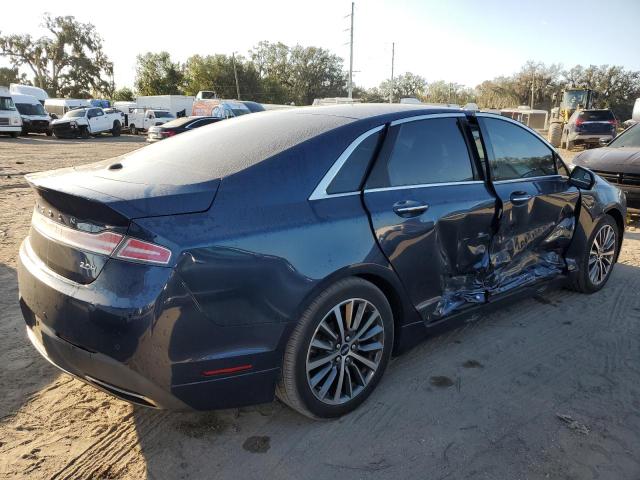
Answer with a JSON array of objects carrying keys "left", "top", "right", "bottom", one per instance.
[{"left": 1, "top": 0, "right": 639, "bottom": 90}]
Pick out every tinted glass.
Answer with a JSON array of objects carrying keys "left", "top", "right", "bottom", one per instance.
[
  {"left": 482, "top": 118, "right": 556, "bottom": 181},
  {"left": 609, "top": 124, "right": 640, "bottom": 148},
  {"left": 15, "top": 103, "right": 46, "bottom": 115},
  {"left": 368, "top": 118, "right": 474, "bottom": 188},
  {"left": 327, "top": 130, "right": 383, "bottom": 194},
  {"left": 64, "top": 109, "right": 86, "bottom": 118},
  {"left": 155, "top": 111, "right": 174, "bottom": 118},
  {"left": 579, "top": 110, "right": 614, "bottom": 121}
]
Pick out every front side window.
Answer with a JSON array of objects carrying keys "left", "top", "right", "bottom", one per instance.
[
  {"left": 327, "top": 130, "right": 383, "bottom": 194},
  {"left": 367, "top": 117, "right": 475, "bottom": 188},
  {"left": 481, "top": 118, "right": 556, "bottom": 181}
]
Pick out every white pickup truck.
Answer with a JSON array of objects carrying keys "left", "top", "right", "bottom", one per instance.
[
  {"left": 127, "top": 108, "right": 175, "bottom": 135},
  {"left": 51, "top": 107, "right": 123, "bottom": 139}
]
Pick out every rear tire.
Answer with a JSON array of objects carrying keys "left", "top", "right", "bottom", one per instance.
[
  {"left": 129, "top": 124, "right": 137, "bottom": 135},
  {"left": 112, "top": 121, "right": 121, "bottom": 137},
  {"left": 548, "top": 122, "right": 562, "bottom": 147},
  {"left": 277, "top": 277, "right": 394, "bottom": 419},
  {"left": 568, "top": 215, "right": 619, "bottom": 294},
  {"left": 9, "top": 132, "right": 19, "bottom": 138},
  {"left": 80, "top": 127, "right": 89, "bottom": 139}
]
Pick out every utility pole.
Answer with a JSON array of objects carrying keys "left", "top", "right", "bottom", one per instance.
[
  {"left": 348, "top": 2, "right": 354, "bottom": 99},
  {"left": 232, "top": 53, "right": 241, "bottom": 100},
  {"left": 530, "top": 68, "right": 535, "bottom": 109},
  {"left": 389, "top": 42, "right": 395, "bottom": 103}
]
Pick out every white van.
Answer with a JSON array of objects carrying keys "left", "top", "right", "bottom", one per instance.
[
  {"left": 12, "top": 93, "right": 51, "bottom": 135},
  {"left": 44, "top": 98, "right": 91, "bottom": 119},
  {"left": 10, "top": 84, "right": 48, "bottom": 105},
  {"left": 0, "top": 86, "right": 22, "bottom": 137}
]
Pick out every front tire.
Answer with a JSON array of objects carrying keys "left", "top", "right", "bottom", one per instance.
[
  {"left": 80, "top": 127, "right": 89, "bottom": 139},
  {"left": 9, "top": 132, "right": 19, "bottom": 138},
  {"left": 112, "top": 121, "right": 121, "bottom": 137},
  {"left": 277, "top": 277, "right": 393, "bottom": 419},
  {"left": 129, "top": 124, "right": 137, "bottom": 135},
  {"left": 569, "top": 215, "right": 619, "bottom": 293}
]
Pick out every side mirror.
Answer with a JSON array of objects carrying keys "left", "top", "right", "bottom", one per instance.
[
  {"left": 569, "top": 165, "right": 596, "bottom": 190},
  {"left": 599, "top": 138, "right": 610, "bottom": 147}
]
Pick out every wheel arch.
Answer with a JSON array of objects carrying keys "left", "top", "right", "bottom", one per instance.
[
  {"left": 604, "top": 206, "right": 625, "bottom": 261},
  {"left": 277, "top": 263, "right": 420, "bottom": 356}
]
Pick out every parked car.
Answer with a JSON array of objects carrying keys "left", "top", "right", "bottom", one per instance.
[
  {"left": 18, "top": 105, "right": 626, "bottom": 418},
  {"left": 0, "top": 86, "right": 23, "bottom": 137},
  {"left": 191, "top": 98, "right": 251, "bottom": 118},
  {"left": 240, "top": 101, "right": 266, "bottom": 113},
  {"left": 147, "top": 116, "right": 221, "bottom": 142},
  {"left": 51, "top": 107, "right": 122, "bottom": 138},
  {"left": 127, "top": 108, "right": 175, "bottom": 135},
  {"left": 562, "top": 109, "right": 617, "bottom": 149},
  {"left": 45, "top": 98, "right": 91, "bottom": 119},
  {"left": 573, "top": 123, "right": 640, "bottom": 208},
  {"left": 12, "top": 93, "right": 51, "bottom": 135}
]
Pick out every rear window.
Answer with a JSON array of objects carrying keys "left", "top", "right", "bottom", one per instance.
[
  {"left": 161, "top": 117, "right": 198, "bottom": 128},
  {"left": 154, "top": 111, "right": 174, "bottom": 118},
  {"left": 579, "top": 110, "right": 614, "bottom": 121}
]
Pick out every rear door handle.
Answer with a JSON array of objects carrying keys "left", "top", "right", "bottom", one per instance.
[
  {"left": 510, "top": 191, "right": 532, "bottom": 204},
  {"left": 393, "top": 200, "right": 429, "bottom": 217}
]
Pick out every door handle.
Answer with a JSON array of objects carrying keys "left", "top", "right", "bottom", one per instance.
[
  {"left": 510, "top": 191, "right": 532, "bottom": 204},
  {"left": 393, "top": 201, "right": 429, "bottom": 217}
]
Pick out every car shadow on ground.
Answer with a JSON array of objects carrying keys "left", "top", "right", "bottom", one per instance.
[
  {"left": 132, "top": 262, "right": 640, "bottom": 480},
  {"left": 0, "top": 134, "right": 145, "bottom": 146}
]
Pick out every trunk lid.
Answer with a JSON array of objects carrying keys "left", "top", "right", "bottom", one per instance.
[{"left": 25, "top": 154, "right": 220, "bottom": 283}]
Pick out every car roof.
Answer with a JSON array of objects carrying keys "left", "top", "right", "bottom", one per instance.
[{"left": 108, "top": 103, "right": 463, "bottom": 186}]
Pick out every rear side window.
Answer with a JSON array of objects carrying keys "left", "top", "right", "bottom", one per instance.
[
  {"left": 367, "top": 117, "right": 474, "bottom": 188},
  {"left": 579, "top": 110, "right": 614, "bottom": 121},
  {"left": 481, "top": 118, "right": 556, "bottom": 181},
  {"left": 327, "top": 130, "right": 383, "bottom": 194}
]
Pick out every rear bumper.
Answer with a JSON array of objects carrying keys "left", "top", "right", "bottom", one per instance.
[
  {"left": 569, "top": 133, "right": 613, "bottom": 144},
  {"left": 17, "top": 238, "right": 284, "bottom": 410}
]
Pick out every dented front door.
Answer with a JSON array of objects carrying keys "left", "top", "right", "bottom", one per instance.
[
  {"left": 477, "top": 115, "right": 580, "bottom": 296},
  {"left": 363, "top": 115, "right": 496, "bottom": 322}
]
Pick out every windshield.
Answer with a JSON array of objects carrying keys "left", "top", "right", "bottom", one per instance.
[
  {"left": 63, "top": 109, "right": 87, "bottom": 118},
  {"left": 0, "top": 97, "right": 17, "bottom": 111},
  {"left": 15, "top": 102, "right": 47, "bottom": 116},
  {"left": 609, "top": 124, "right": 640, "bottom": 148},
  {"left": 154, "top": 111, "right": 174, "bottom": 118},
  {"left": 563, "top": 91, "right": 587, "bottom": 109}
]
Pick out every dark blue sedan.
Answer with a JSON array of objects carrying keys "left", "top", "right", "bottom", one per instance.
[{"left": 18, "top": 104, "right": 626, "bottom": 418}]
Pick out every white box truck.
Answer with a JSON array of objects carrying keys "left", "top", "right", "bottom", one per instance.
[
  {"left": 0, "top": 86, "right": 22, "bottom": 138},
  {"left": 12, "top": 93, "right": 51, "bottom": 135},
  {"left": 135, "top": 95, "right": 194, "bottom": 118}
]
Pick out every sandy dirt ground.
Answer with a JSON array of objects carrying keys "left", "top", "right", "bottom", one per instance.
[{"left": 0, "top": 135, "right": 639, "bottom": 480}]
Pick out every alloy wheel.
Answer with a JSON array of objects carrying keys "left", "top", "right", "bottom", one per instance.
[
  {"left": 588, "top": 224, "right": 616, "bottom": 286},
  {"left": 306, "top": 298, "right": 385, "bottom": 405}
]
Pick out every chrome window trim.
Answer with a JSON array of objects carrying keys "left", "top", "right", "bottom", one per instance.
[
  {"left": 389, "top": 112, "right": 465, "bottom": 126},
  {"left": 492, "top": 174, "right": 563, "bottom": 185},
  {"left": 365, "top": 180, "right": 484, "bottom": 194},
  {"left": 308, "top": 112, "right": 467, "bottom": 201},
  {"left": 308, "top": 125, "right": 384, "bottom": 201}
]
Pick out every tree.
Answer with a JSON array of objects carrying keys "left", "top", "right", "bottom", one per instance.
[
  {"left": 182, "top": 54, "right": 262, "bottom": 100},
  {"left": 250, "top": 41, "right": 347, "bottom": 104},
  {"left": 134, "top": 52, "right": 184, "bottom": 96},
  {"left": 378, "top": 72, "right": 427, "bottom": 101},
  {"left": 112, "top": 87, "right": 134, "bottom": 102},
  {"left": 0, "top": 14, "right": 113, "bottom": 97},
  {"left": 424, "top": 80, "right": 476, "bottom": 105},
  {"left": 0, "top": 67, "right": 29, "bottom": 86}
]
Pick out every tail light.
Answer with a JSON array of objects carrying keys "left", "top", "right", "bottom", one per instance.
[
  {"left": 575, "top": 117, "right": 584, "bottom": 127},
  {"left": 608, "top": 119, "right": 617, "bottom": 128},
  {"left": 115, "top": 238, "right": 172, "bottom": 264},
  {"left": 161, "top": 130, "right": 176, "bottom": 137},
  {"left": 32, "top": 211, "right": 172, "bottom": 266}
]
